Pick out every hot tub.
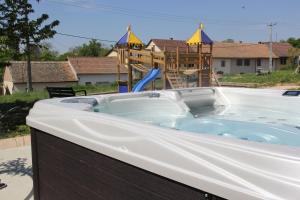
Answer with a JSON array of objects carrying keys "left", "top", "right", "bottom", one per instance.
[{"left": 27, "top": 87, "right": 300, "bottom": 200}]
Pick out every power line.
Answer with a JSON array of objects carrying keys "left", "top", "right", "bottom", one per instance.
[
  {"left": 47, "top": 0, "right": 194, "bottom": 24},
  {"left": 56, "top": 32, "right": 116, "bottom": 43},
  {"left": 47, "top": 0, "right": 268, "bottom": 26}
]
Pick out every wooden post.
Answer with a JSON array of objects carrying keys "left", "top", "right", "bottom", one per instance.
[
  {"left": 209, "top": 44, "right": 213, "bottom": 86},
  {"left": 176, "top": 46, "right": 179, "bottom": 73},
  {"left": 127, "top": 49, "right": 132, "bottom": 92},
  {"left": 199, "top": 43, "right": 203, "bottom": 87},
  {"left": 185, "top": 45, "right": 189, "bottom": 87},
  {"left": 197, "top": 44, "right": 201, "bottom": 87},
  {"left": 116, "top": 48, "right": 120, "bottom": 82},
  {"left": 151, "top": 46, "right": 155, "bottom": 90},
  {"left": 163, "top": 46, "right": 167, "bottom": 89}
]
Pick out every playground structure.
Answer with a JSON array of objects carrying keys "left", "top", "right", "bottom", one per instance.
[{"left": 115, "top": 24, "right": 213, "bottom": 92}]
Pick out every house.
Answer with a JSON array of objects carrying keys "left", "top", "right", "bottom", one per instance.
[
  {"left": 143, "top": 39, "right": 285, "bottom": 74},
  {"left": 68, "top": 57, "right": 127, "bottom": 85},
  {"left": 105, "top": 49, "right": 118, "bottom": 57},
  {"left": 263, "top": 42, "right": 292, "bottom": 68},
  {"left": 2, "top": 61, "right": 78, "bottom": 95},
  {"left": 145, "top": 38, "right": 188, "bottom": 52},
  {"left": 212, "top": 42, "right": 279, "bottom": 74}
]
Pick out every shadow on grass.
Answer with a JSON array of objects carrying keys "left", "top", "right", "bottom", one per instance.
[{"left": 0, "top": 157, "right": 33, "bottom": 200}]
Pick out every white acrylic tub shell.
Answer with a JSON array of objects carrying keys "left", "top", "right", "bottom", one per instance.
[{"left": 26, "top": 88, "right": 300, "bottom": 200}]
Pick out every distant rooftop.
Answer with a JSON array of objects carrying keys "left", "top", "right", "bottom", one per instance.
[
  {"left": 6, "top": 61, "right": 78, "bottom": 83},
  {"left": 147, "top": 39, "right": 282, "bottom": 58},
  {"left": 263, "top": 42, "right": 293, "bottom": 57},
  {"left": 68, "top": 57, "right": 127, "bottom": 74}
]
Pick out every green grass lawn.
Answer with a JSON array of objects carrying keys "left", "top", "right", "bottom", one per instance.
[
  {"left": 0, "top": 84, "right": 117, "bottom": 104},
  {"left": 0, "top": 91, "right": 48, "bottom": 104},
  {"left": 0, "top": 84, "right": 117, "bottom": 139},
  {"left": 73, "top": 84, "right": 117, "bottom": 94},
  {"left": 219, "top": 70, "right": 300, "bottom": 86}
]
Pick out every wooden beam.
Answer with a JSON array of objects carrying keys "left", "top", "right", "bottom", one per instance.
[
  {"left": 197, "top": 44, "right": 202, "bottom": 87},
  {"left": 209, "top": 44, "right": 213, "bottom": 86},
  {"left": 126, "top": 49, "right": 132, "bottom": 92},
  {"left": 163, "top": 46, "right": 167, "bottom": 90},
  {"left": 151, "top": 46, "right": 154, "bottom": 90},
  {"left": 176, "top": 47, "right": 179, "bottom": 73},
  {"left": 116, "top": 48, "right": 121, "bottom": 81}
]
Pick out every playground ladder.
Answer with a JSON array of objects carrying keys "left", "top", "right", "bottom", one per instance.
[
  {"left": 211, "top": 71, "right": 221, "bottom": 87},
  {"left": 166, "top": 71, "right": 185, "bottom": 89}
]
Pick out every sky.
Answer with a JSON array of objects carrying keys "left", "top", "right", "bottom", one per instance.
[{"left": 30, "top": 0, "right": 300, "bottom": 53}]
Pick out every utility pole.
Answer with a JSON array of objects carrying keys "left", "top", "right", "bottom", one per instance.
[{"left": 267, "top": 23, "right": 277, "bottom": 72}]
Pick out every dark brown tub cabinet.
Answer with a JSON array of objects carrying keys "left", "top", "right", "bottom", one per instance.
[{"left": 31, "top": 129, "right": 226, "bottom": 200}]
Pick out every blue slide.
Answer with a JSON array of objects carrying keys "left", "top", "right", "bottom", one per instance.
[{"left": 132, "top": 68, "right": 160, "bottom": 92}]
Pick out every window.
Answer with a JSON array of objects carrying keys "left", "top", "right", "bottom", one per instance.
[
  {"left": 280, "top": 57, "right": 287, "bottom": 65},
  {"left": 257, "top": 59, "right": 261, "bottom": 66},
  {"left": 236, "top": 59, "right": 243, "bottom": 66},
  {"left": 85, "top": 82, "right": 92, "bottom": 86},
  {"left": 221, "top": 60, "right": 226, "bottom": 67},
  {"left": 244, "top": 59, "right": 250, "bottom": 66}
]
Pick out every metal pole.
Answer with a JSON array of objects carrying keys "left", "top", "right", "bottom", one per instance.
[{"left": 268, "top": 23, "right": 277, "bottom": 72}]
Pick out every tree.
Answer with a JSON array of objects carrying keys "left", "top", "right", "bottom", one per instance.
[
  {"left": 71, "top": 39, "right": 109, "bottom": 57},
  {"left": 32, "top": 42, "right": 59, "bottom": 61},
  {"left": 0, "top": 36, "right": 13, "bottom": 82},
  {"left": 0, "top": 0, "right": 59, "bottom": 91},
  {"left": 39, "top": 43, "right": 59, "bottom": 61},
  {"left": 222, "top": 39, "right": 235, "bottom": 43},
  {"left": 57, "top": 51, "right": 75, "bottom": 61},
  {"left": 0, "top": 36, "right": 14, "bottom": 64},
  {"left": 287, "top": 37, "right": 300, "bottom": 48}
]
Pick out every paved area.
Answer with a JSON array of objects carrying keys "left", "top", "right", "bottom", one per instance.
[
  {"left": 0, "top": 135, "right": 31, "bottom": 150},
  {"left": 0, "top": 146, "right": 33, "bottom": 200},
  {"left": 264, "top": 84, "right": 300, "bottom": 90}
]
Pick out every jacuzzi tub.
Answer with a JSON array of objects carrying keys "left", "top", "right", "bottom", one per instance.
[{"left": 27, "top": 87, "right": 300, "bottom": 200}]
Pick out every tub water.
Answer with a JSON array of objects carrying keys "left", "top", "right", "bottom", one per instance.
[{"left": 93, "top": 89, "right": 300, "bottom": 147}]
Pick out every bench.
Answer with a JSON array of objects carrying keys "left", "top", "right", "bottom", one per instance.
[{"left": 46, "top": 87, "right": 87, "bottom": 98}]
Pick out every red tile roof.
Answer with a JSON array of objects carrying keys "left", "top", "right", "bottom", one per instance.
[
  {"left": 148, "top": 39, "right": 188, "bottom": 52},
  {"left": 213, "top": 42, "right": 278, "bottom": 58},
  {"left": 6, "top": 61, "right": 78, "bottom": 83},
  {"left": 147, "top": 39, "right": 279, "bottom": 58},
  {"left": 69, "top": 57, "right": 127, "bottom": 74},
  {"left": 264, "top": 42, "right": 292, "bottom": 57}
]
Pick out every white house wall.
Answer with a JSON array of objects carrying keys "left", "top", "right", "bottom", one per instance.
[
  {"left": 145, "top": 41, "right": 162, "bottom": 52},
  {"left": 78, "top": 74, "right": 128, "bottom": 85},
  {"left": 213, "top": 58, "right": 278, "bottom": 74},
  {"left": 106, "top": 51, "right": 118, "bottom": 57},
  {"left": 212, "top": 59, "right": 232, "bottom": 74}
]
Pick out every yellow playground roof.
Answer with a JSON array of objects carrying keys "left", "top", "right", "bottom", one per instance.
[
  {"left": 116, "top": 25, "right": 143, "bottom": 46},
  {"left": 186, "top": 23, "right": 213, "bottom": 45}
]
